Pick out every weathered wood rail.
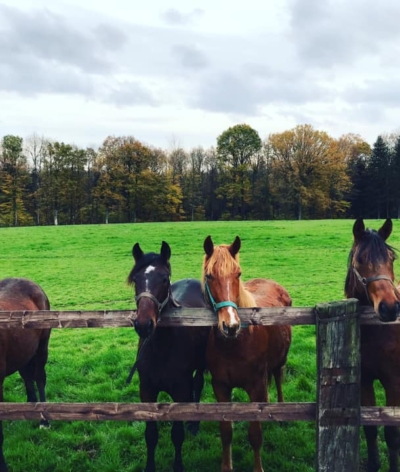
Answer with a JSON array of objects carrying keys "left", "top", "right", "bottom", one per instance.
[{"left": 0, "top": 301, "right": 399, "bottom": 470}]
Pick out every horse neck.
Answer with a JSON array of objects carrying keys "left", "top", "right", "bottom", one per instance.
[{"left": 238, "top": 281, "right": 256, "bottom": 307}]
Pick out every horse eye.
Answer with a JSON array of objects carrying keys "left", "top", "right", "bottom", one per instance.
[
  {"left": 237, "top": 272, "right": 242, "bottom": 278},
  {"left": 206, "top": 274, "right": 213, "bottom": 281}
]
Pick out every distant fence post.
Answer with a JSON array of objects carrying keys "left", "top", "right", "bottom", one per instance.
[{"left": 315, "top": 299, "right": 360, "bottom": 472}]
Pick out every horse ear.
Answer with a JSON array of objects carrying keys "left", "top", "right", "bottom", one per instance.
[
  {"left": 353, "top": 218, "right": 365, "bottom": 241},
  {"left": 160, "top": 241, "right": 171, "bottom": 261},
  {"left": 132, "top": 243, "right": 144, "bottom": 262},
  {"left": 378, "top": 218, "right": 393, "bottom": 241},
  {"left": 204, "top": 236, "right": 214, "bottom": 257},
  {"left": 229, "top": 236, "right": 241, "bottom": 257}
]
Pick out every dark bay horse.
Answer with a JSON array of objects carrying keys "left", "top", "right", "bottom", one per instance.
[
  {"left": 127, "top": 241, "right": 210, "bottom": 472},
  {"left": 202, "top": 235, "right": 292, "bottom": 472},
  {"left": 0, "top": 278, "right": 51, "bottom": 472},
  {"left": 345, "top": 218, "right": 400, "bottom": 472}
]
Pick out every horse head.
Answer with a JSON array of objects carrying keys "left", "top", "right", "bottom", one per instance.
[
  {"left": 346, "top": 218, "right": 400, "bottom": 322},
  {"left": 128, "top": 241, "right": 172, "bottom": 338},
  {"left": 202, "top": 235, "right": 244, "bottom": 338}
]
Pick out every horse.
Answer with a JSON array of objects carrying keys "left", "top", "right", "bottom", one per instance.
[
  {"left": 345, "top": 218, "right": 400, "bottom": 472},
  {"left": 0, "top": 277, "right": 51, "bottom": 472},
  {"left": 202, "top": 235, "right": 292, "bottom": 472},
  {"left": 127, "top": 241, "right": 210, "bottom": 472}
]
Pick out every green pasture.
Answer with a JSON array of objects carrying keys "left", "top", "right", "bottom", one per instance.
[{"left": 0, "top": 219, "right": 399, "bottom": 472}]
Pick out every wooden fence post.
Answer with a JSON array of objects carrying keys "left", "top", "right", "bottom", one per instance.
[{"left": 315, "top": 299, "right": 360, "bottom": 472}]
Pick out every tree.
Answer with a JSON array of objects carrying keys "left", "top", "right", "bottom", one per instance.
[
  {"left": 337, "top": 134, "right": 371, "bottom": 218},
  {"left": 24, "top": 133, "right": 49, "bottom": 225},
  {"left": 267, "top": 124, "right": 350, "bottom": 219},
  {"left": 392, "top": 136, "right": 400, "bottom": 218},
  {"left": 0, "top": 135, "right": 32, "bottom": 226},
  {"left": 217, "top": 124, "right": 262, "bottom": 219},
  {"left": 368, "top": 136, "right": 391, "bottom": 218}
]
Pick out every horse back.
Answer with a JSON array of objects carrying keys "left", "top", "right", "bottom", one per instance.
[
  {"left": 0, "top": 278, "right": 50, "bottom": 311},
  {"left": 244, "top": 278, "right": 292, "bottom": 308},
  {"left": 0, "top": 278, "right": 51, "bottom": 377},
  {"left": 244, "top": 278, "right": 292, "bottom": 371},
  {"left": 171, "top": 278, "right": 207, "bottom": 308}
]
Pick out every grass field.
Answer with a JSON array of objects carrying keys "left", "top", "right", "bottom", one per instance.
[{"left": 0, "top": 219, "right": 399, "bottom": 472}]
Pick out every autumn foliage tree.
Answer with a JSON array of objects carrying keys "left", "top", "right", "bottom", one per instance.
[
  {"left": 267, "top": 125, "right": 351, "bottom": 219},
  {"left": 0, "top": 135, "right": 32, "bottom": 226}
]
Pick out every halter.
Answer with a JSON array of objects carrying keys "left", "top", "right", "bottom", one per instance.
[
  {"left": 135, "top": 290, "right": 170, "bottom": 317},
  {"left": 352, "top": 266, "right": 399, "bottom": 304},
  {"left": 204, "top": 278, "right": 238, "bottom": 313}
]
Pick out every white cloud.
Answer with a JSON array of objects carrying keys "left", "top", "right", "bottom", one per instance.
[{"left": 0, "top": 0, "right": 399, "bottom": 150}]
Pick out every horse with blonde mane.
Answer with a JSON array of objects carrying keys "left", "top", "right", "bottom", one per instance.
[{"left": 202, "top": 235, "right": 292, "bottom": 472}]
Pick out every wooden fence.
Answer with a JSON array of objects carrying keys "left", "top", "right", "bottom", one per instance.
[{"left": 1, "top": 301, "right": 400, "bottom": 471}]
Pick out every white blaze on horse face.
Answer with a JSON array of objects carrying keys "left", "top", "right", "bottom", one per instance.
[
  {"left": 227, "top": 306, "right": 238, "bottom": 326},
  {"left": 226, "top": 281, "right": 238, "bottom": 326},
  {"left": 144, "top": 265, "right": 155, "bottom": 291}
]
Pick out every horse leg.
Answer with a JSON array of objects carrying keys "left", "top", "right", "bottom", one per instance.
[
  {"left": 171, "top": 381, "right": 196, "bottom": 472},
  {"left": 383, "top": 382, "right": 400, "bottom": 472},
  {"left": 361, "top": 380, "right": 381, "bottom": 472},
  {"left": 140, "top": 385, "right": 159, "bottom": 472},
  {"left": 170, "top": 420, "right": 185, "bottom": 472},
  {"left": 19, "top": 357, "right": 49, "bottom": 429},
  {"left": 187, "top": 369, "right": 204, "bottom": 436},
  {"left": 212, "top": 380, "right": 233, "bottom": 472},
  {"left": 247, "top": 381, "right": 267, "bottom": 472},
  {"left": 272, "top": 366, "right": 284, "bottom": 403},
  {"left": 0, "top": 378, "right": 7, "bottom": 472},
  {"left": 34, "top": 332, "right": 50, "bottom": 428},
  {"left": 19, "top": 359, "right": 38, "bottom": 403}
]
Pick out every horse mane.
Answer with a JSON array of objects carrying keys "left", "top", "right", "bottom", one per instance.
[
  {"left": 202, "top": 244, "right": 256, "bottom": 308},
  {"left": 344, "top": 228, "right": 397, "bottom": 298},
  {"left": 127, "top": 253, "right": 171, "bottom": 285}
]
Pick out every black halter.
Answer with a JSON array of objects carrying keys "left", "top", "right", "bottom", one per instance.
[
  {"left": 352, "top": 266, "right": 398, "bottom": 304},
  {"left": 135, "top": 290, "right": 170, "bottom": 318}
]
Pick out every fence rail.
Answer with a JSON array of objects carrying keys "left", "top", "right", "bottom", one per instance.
[
  {"left": 0, "top": 402, "right": 398, "bottom": 425},
  {"left": 0, "top": 305, "right": 394, "bottom": 328}
]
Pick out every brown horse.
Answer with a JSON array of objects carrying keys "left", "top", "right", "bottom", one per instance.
[
  {"left": 127, "top": 241, "right": 210, "bottom": 472},
  {"left": 202, "top": 235, "right": 292, "bottom": 472},
  {"left": 0, "top": 278, "right": 51, "bottom": 472},
  {"left": 345, "top": 218, "right": 400, "bottom": 472}
]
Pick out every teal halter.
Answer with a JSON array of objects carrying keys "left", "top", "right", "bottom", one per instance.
[{"left": 204, "top": 279, "right": 238, "bottom": 313}]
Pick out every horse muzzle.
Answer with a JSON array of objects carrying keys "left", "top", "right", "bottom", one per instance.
[
  {"left": 378, "top": 301, "right": 400, "bottom": 323},
  {"left": 134, "top": 317, "right": 156, "bottom": 338}
]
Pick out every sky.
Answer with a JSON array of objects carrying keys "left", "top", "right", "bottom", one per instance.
[{"left": 1, "top": 0, "right": 400, "bottom": 150}]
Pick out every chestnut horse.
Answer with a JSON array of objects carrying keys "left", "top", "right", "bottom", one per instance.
[
  {"left": 202, "top": 235, "right": 292, "bottom": 472},
  {"left": 0, "top": 278, "right": 51, "bottom": 472},
  {"left": 127, "top": 241, "right": 210, "bottom": 472},
  {"left": 345, "top": 218, "right": 400, "bottom": 472}
]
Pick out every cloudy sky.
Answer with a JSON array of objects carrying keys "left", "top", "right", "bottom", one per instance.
[{"left": 1, "top": 0, "right": 399, "bottom": 150}]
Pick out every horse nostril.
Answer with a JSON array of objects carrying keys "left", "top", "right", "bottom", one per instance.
[
  {"left": 395, "top": 302, "right": 400, "bottom": 317},
  {"left": 222, "top": 321, "right": 229, "bottom": 336},
  {"left": 134, "top": 318, "right": 155, "bottom": 338},
  {"left": 378, "top": 301, "right": 398, "bottom": 322},
  {"left": 222, "top": 321, "right": 239, "bottom": 338},
  {"left": 379, "top": 302, "right": 387, "bottom": 315}
]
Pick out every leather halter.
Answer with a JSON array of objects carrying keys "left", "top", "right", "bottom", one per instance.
[
  {"left": 352, "top": 266, "right": 398, "bottom": 304},
  {"left": 204, "top": 278, "right": 238, "bottom": 313},
  {"left": 135, "top": 290, "right": 170, "bottom": 317}
]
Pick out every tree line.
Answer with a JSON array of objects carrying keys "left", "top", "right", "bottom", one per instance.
[{"left": 1, "top": 124, "right": 399, "bottom": 226}]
